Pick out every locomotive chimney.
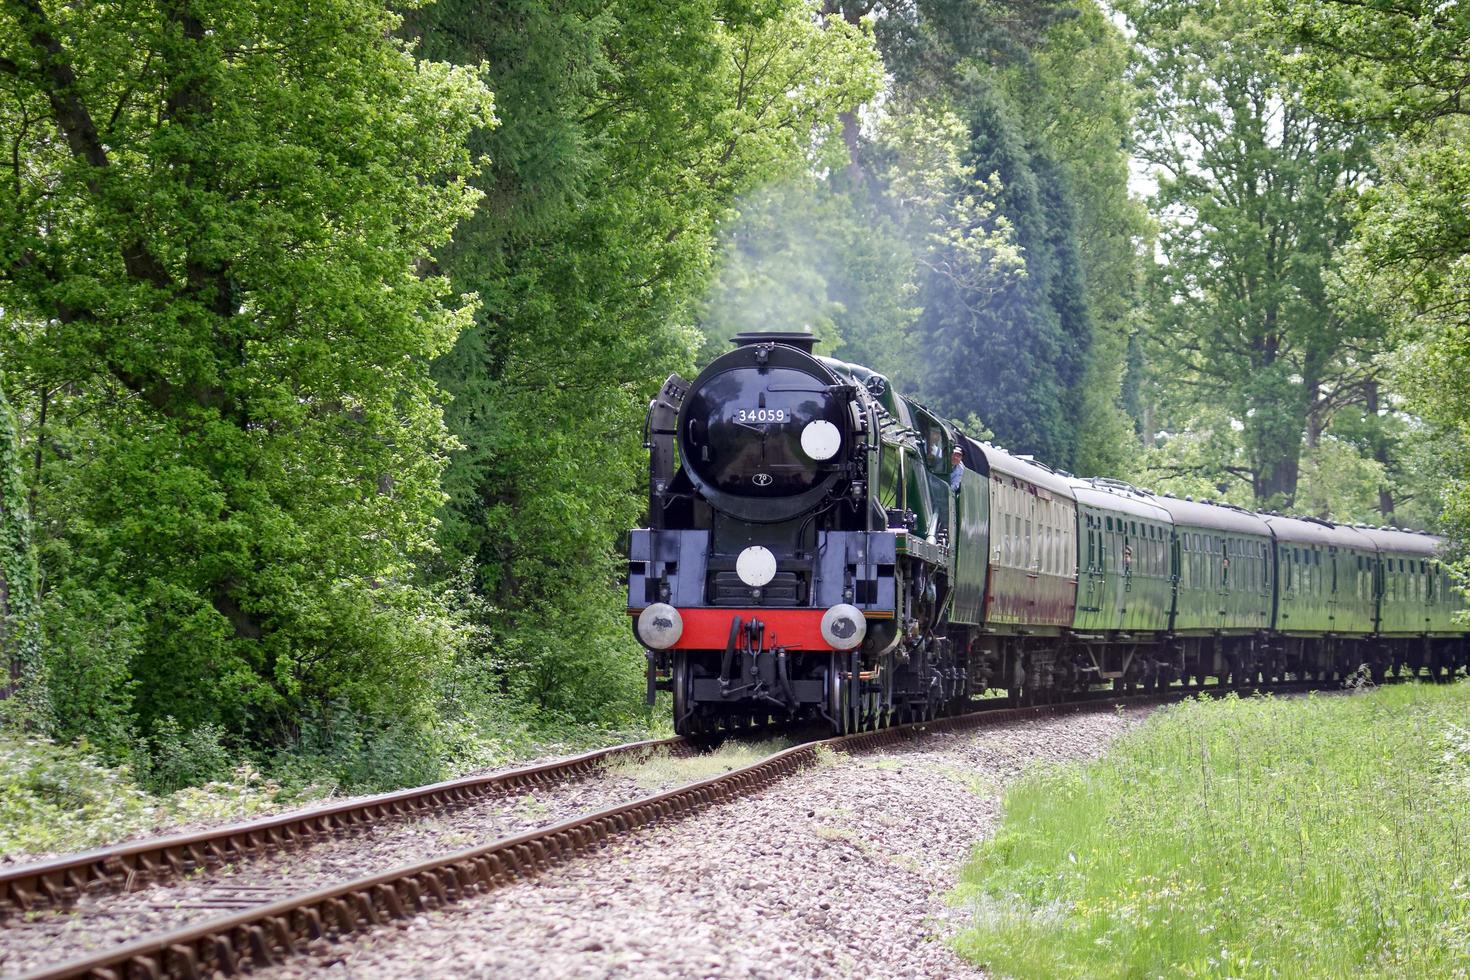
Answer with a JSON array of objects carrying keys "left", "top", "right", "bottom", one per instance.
[{"left": 731, "top": 331, "right": 818, "bottom": 354}]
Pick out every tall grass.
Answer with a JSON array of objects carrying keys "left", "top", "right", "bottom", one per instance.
[{"left": 953, "top": 684, "right": 1470, "bottom": 978}]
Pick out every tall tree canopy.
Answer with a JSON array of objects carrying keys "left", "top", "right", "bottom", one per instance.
[
  {"left": 408, "top": 0, "right": 881, "bottom": 715},
  {"left": 917, "top": 79, "right": 1093, "bottom": 469},
  {"left": 1266, "top": 0, "right": 1470, "bottom": 536},
  {"left": 0, "top": 0, "right": 492, "bottom": 743},
  {"left": 1125, "top": 0, "right": 1384, "bottom": 507}
]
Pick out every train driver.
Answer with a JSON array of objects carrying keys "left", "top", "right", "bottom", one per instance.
[{"left": 949, "top": 444, "right": 965, "bottom": 494}]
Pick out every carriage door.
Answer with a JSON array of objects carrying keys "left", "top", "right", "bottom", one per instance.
[
  {"left": 1084, "top": 512, "right": 1103, "bottom": 614},
  {"left": 1327, "top": 547, "right": 1339, "bottom": 629},
  {"left": 1215, "top": 536, "right": 1229, "bottom": 631}
]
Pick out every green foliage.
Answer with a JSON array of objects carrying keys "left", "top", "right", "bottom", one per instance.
[
  {"left": 414, "top": 0, "right": 882, "bottom": 724},
  {"left": 0, "top": 0, "right": 493, "bottom": 752},
  {"left": 0, "top": 369, "right": 43, "bottom": 724},
  {"left": 1265, "top": 0, "right": 1470, "bottom": 547},
  {"left": 855, "top": 0, "right": 1074, "bottom": 95},
  {"left": 0, "top": 735, "right": 305, "bottom": 857},
  {"left": 996, "top": 0, "right": 1150, "bottom": 477},
  {"left": 1125, "top": 0, "right": 1387, "bottom": 508},
  {"left": 917, "top": 77, "right": 1092, "bottom": 469},
  {"left": 143, "top": 717, "right": 233, "bottom": 793},
  {"left": 36, "top": 584, "right": 139, "bottom": 752},
  {"left": 953, "top": 684, "right": 1470, "bottom": 978}
]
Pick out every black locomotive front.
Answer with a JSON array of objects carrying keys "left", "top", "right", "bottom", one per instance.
[
  {"left": 678, "top": 334, "right": 852, "bottom": 523},
  {"left": 629, "top": 331, "right": 901, "bottom": 733}
]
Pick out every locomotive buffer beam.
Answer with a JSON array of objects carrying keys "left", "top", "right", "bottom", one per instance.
[{"left": 710, "top": 617, "right": 804, "bottom": 709}]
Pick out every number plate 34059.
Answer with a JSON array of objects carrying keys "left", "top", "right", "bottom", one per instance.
[{"left": 734, "top": 409, "right": 788, "bottom": 423}]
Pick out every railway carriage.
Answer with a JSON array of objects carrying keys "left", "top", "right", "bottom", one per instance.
[
  {"left": 629, "top": 332, "right": 1468, "bottom": 734},
  {"left": 959, "top": 443, "right": 1079, "bottom": 700},
  {"left": 1070, "top": 479, "right": 1173, "bottom": 637},
  {"left": 977, "top": 444, "right": 1077, "bottom": 630},
  {"left": 1261, "top": 514, "right": 1377, "bottom": 679},
  {"left": 1358, "top": 526, "right": 1468, "bottom": 679}
]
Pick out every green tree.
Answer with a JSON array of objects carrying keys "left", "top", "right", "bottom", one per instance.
[
  {"left": 916, "top": 77, "right": 1092, "bottom": 469},
  {"left": 1267, "top": 0, "right": 1470, "bottom": 541},
  {"left": 0, "top": 0, "right": 492, "bottom": 747},
  {"left": 1124, "top": 0, "right": 1384, "bottom": 507},
  {"left": 997, "top": 0, "right": 1150, "bottom": 477},
  {"left": 410, "top": 0, "right": 881, "bottom": 717}
]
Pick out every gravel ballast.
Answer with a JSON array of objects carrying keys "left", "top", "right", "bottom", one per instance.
[
  {"left": 255, "top": 706, "right": 1154, "bottom": 980},
  {"left": 0, "top": 745, "right": 767, "bottom": 978}
]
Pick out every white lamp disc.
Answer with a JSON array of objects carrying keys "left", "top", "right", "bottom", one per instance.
[
  {"left": 800, "top": 420, "right": 841, "bottom": 460},
  {"left": 736, "top": 546, "right": 777, "bottom": 587}
]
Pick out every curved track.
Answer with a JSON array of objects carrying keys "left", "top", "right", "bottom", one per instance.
[{"left": 9, "top": 679, "right": 1348, "bottom": 980}]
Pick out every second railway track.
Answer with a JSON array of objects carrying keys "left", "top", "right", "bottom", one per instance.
[
  {"left": 0, "top": 734, "right": 736, "bottom": 978},
  {"left": 2, "top": 680, "right": 1344, "bottom": 980}
]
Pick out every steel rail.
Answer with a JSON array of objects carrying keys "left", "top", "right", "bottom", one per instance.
[
  {"left": 0, "top": 735, "right": 687, "bottom": 917},
  {"left": 18, "top": 689, "right": 1209, "bottom": 980}
]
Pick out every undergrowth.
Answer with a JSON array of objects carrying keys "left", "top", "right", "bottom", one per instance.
[
  {"left": 0, "top": 738, "right": 313, "bottom": 858},
  {"left": 0, "top": 697, "right": 673, "bottom": 861},
  {"left": 952, "top": 683, "right": 1470, "bottom": 978}
]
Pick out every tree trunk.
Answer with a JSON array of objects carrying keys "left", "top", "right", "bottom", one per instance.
[
  {"left": 1254, "top": 451, "right": 1301, "bottom": 508},
  {"left": 1365, "top": 380, "right": 1395, "bottom": 521}
]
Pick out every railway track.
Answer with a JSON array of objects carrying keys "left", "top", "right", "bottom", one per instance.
[
  {"left": 4, "top": 679, "right": 1353, "bottom": 980},
  {"left": 0, "top": 735, "right": 691, "bottom": 921}
]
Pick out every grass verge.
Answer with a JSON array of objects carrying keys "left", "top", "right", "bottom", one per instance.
[
  {"left": 952, "top": 683, "right": 1470, "bottom": 978},
  {"left": 606, "top": 738, "right": 793, "bottom": 789}
]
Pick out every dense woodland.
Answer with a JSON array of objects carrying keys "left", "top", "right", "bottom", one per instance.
[{"left": 0, "top": 0, "right": 1466, "bottom": 787}]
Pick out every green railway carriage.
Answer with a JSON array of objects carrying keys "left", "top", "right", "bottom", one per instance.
[
  {"left": 1263, "top": 515, "right": 1377, "bottom": 637},
  {"left": 1152, "top": 496, "right": 1273, "bottom": 635},
  {"left": 1357, "top": 527, "right": 1464, "bottom": 636},
  {"left": 1069, "top": 479, "right": 1173, "bottom": 635}
]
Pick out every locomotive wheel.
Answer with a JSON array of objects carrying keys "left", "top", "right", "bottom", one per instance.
[
  {"left": 827, "top": 660, "right": 849, "bottom": 734},
  {"left": 672, "top": 653, "right": 700, "bottom": 736}
]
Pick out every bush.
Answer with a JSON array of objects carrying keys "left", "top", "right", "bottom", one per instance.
[
  {"left": 37, "top": 582, "right": 141, "bottom": 758},
  {"left": 143, "top": 717, "right": 234, "bottom": 794},
  {"left": 0, "top": 737, "right": 301, "bottom": 858}
]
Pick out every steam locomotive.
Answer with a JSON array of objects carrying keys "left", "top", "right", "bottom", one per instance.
[{"left": 627, "top": 332, "right": 1468, "bottom": 734}]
